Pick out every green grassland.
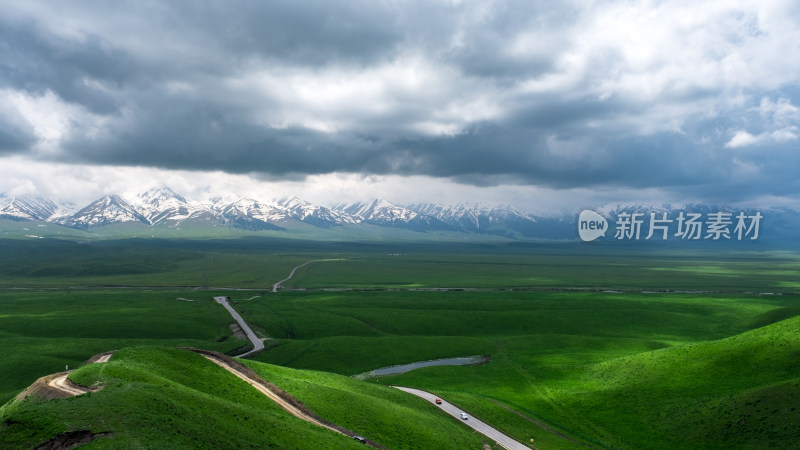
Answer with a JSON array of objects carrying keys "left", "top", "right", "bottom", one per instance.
[
  {"left": 239, "top": 359, "right": 491, "bottom": 449},
  {"left": 0, "top": 347, "right": 489, "bottom": 449},
  {"left": 242, "top": 290, "right": 791, "bottom": 373},
  {"left": 241, "top": 289, "right": 800, "bottom": 448},
  {"left": 0, "top": 238, "right": 321, "bottom": 288},
  {"left": 565, "top": 315, "right": 800, "bottom": 448},
  {"left": 2, "top": 238, "right": 800, "bottom": 292},
  {"left": 0, "top": 290, "right": 249, "bottom": 405},
  {"left": 2, "top": 237, "right": 800, "bottom": 448},
  {"left": 283, "top": 245, "right": 800, "bottom": 292}
]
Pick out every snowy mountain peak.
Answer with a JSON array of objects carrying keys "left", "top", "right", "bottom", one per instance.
[
  {"left": 136, "top": 186, "right": 187, "bottom": 206},
  {"left": 336, "top": 198, "right": 419, "bottom": 222},
  {"left": 278, "top": 195, "right": 304, "bottom": 207},
  {"left": 129, "top": 186, "right": 207, "bottom": 225},
  {"left": 58, "top": 195, "right": 147, "bottom": 229},
  {"left": 0, "top": 194, "right": 74, "bottom": 221},
  {"left": 329, "top": 199, "right": 455, "bottom": 231}
]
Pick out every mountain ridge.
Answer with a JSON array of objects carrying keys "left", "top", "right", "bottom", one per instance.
[{"left": 0, "top": 187, "right": 796, "bottom": 241}]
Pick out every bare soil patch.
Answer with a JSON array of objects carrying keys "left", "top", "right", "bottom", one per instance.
[{"left": 35, "top": 430, "right": 111, "bottom": 450}]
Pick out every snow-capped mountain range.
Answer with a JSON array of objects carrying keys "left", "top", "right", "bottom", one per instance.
[
  {"left": 0, "top": 187, "right": 797, "bottom": 240},
  {"left": 0, "top": 194, "right": 75, "bottom": 222},
  {"left": 0, "top": 186, "right": 563, "bottom": 237}
]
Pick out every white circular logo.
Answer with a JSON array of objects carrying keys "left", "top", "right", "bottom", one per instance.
[{"left": 578, "top": 210, "right": 608, "bottom": 241}]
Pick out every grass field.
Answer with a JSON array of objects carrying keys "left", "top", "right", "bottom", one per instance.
[
  {"left": 240, "top": 289, "right": 800, "bottom": 448},
  {"left": 2, "top": 238, "right": 800, "bottom": 292},
  {"left": 284, "top": 246, "right": 800, "bottom": 292},
  {"left": 0, "top": 290, "right": 249, "bottom": 405},
  {"left": 0, "top": 347, "right": 490, "bottom": 449},
  {"left": 1, "top": 237, "right": 799, "bottom": 448}
]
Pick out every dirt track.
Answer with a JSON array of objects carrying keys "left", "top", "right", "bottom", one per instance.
[
  {"left": 188, "top": 348, "right": 385, "bottom": 449},
  {"left": 201, "top": 354, "right": 341, "bottom": 433},
  {"left": 16, "top": 351, "right": 116, "bottom": 401},
  {"left": 47, "top": 374, "right": 90, "bottom": 397}
]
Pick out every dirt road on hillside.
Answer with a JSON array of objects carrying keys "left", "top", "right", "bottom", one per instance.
[
  {"left": 17, "top": 351, "right": 117, "bottom": 400},
  {"left": 47, "top": 374, "right": 90, "bottom": 396},
  {"left": 188, "top": 349, "right": 385, "bottom": 448}
]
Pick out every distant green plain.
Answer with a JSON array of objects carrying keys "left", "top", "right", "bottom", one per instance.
[{"left": 2, "top": 237, "right": 798, "bottom": 292}]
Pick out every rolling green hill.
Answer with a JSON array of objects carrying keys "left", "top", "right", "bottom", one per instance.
[
  {"left": 0, "top": 347, "right": 490, "bottom": 449},
  {"left": 0, "top": 290, "right": 249, "bottom": 405},
  {"left": 563, "top": 314, "right": 800, "bottom": 448},
  {"left": 381, "top": 314, "right": 800, "bottom": 449},
  {"left": 4, "top": 316, "right": 796, "bottom": 449}
]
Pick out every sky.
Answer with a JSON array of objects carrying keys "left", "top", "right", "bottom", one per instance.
[{"left": 0, "top": 0, "right": 799, "bottom": 212}]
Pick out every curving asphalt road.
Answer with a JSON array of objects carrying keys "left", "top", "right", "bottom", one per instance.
[
  {"left": 393, "top": 386, "right": 531, "bottom": 450},
  {"left": 216, "top": 260, "right": 531, "bottom": 448},
  {"left": 271, "top": 259, "right": 340, "bottom": 293},
  {"left": 214, "top": 296, "right": 264, "bottom": 358},
  {"left": 272, "top": 261, "right": 313, "bottom": 292}
]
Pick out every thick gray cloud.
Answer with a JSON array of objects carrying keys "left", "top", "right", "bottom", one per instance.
[
  {"left": 1, "top": 0, "right": 799, "bottom": 204},
  {"left": 0, "top": 107, "right": 36, "bottom": 152}
]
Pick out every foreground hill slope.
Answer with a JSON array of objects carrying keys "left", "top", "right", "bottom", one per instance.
[
  {"left": 0, "top": 347, "right": 487, "bottom": 449},
  {"left": 557, "top": 314, "right": 800, "bottom": 448}
]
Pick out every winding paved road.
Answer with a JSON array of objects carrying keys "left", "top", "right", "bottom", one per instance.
[
  {"left": 271, "top": 259, "right": 339, "bottom": 292},
  {"left": 215, "top": 260, "right": 339, "bottom": 356},
  {"left": 393, "top": 386, "right": 530, "bottom": 450},
  {"left": 214, "top": 296, "right": 264, "bottom": 357}
]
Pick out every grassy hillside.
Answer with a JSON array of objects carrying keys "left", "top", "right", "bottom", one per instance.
[
  {"left": 562, "top": 314, "right": 800, "bottom": 448},
  {"left": 2, "top": 238, "right": 799, "bottom": 448},
  {"left": 241, "top": 289, "right": 800, "bottom": 448},
  {"left": 0, "top": 290, "right": 247, "bottom": 405},
  {"left": 244, "top": 290, "right": 791, "bottom": 375},
  {"left": 379, "top": 314, "right": 800, "bottom": 449},
  {"left": 0, "top": 347, "right": 489, "bottom": 449}
]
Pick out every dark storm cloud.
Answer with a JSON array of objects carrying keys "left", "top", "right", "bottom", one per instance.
[
  {"left": 0, "top": 22, "right": 130, "bottom": 114},
  {"left": 0, "top": 107, "right": 36, "bottom": 153},
  {"left": 61, "top": 95, "right": 732, "bottom": 195},
  {"left": 60, "top": 92, "right": 384, "bottom": 174},
  {"left": 1, "top": 0, "right": 800, "bottom": 204},
  {"left": 0, "top": 1, "right": 401, "bottom": 107}
]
